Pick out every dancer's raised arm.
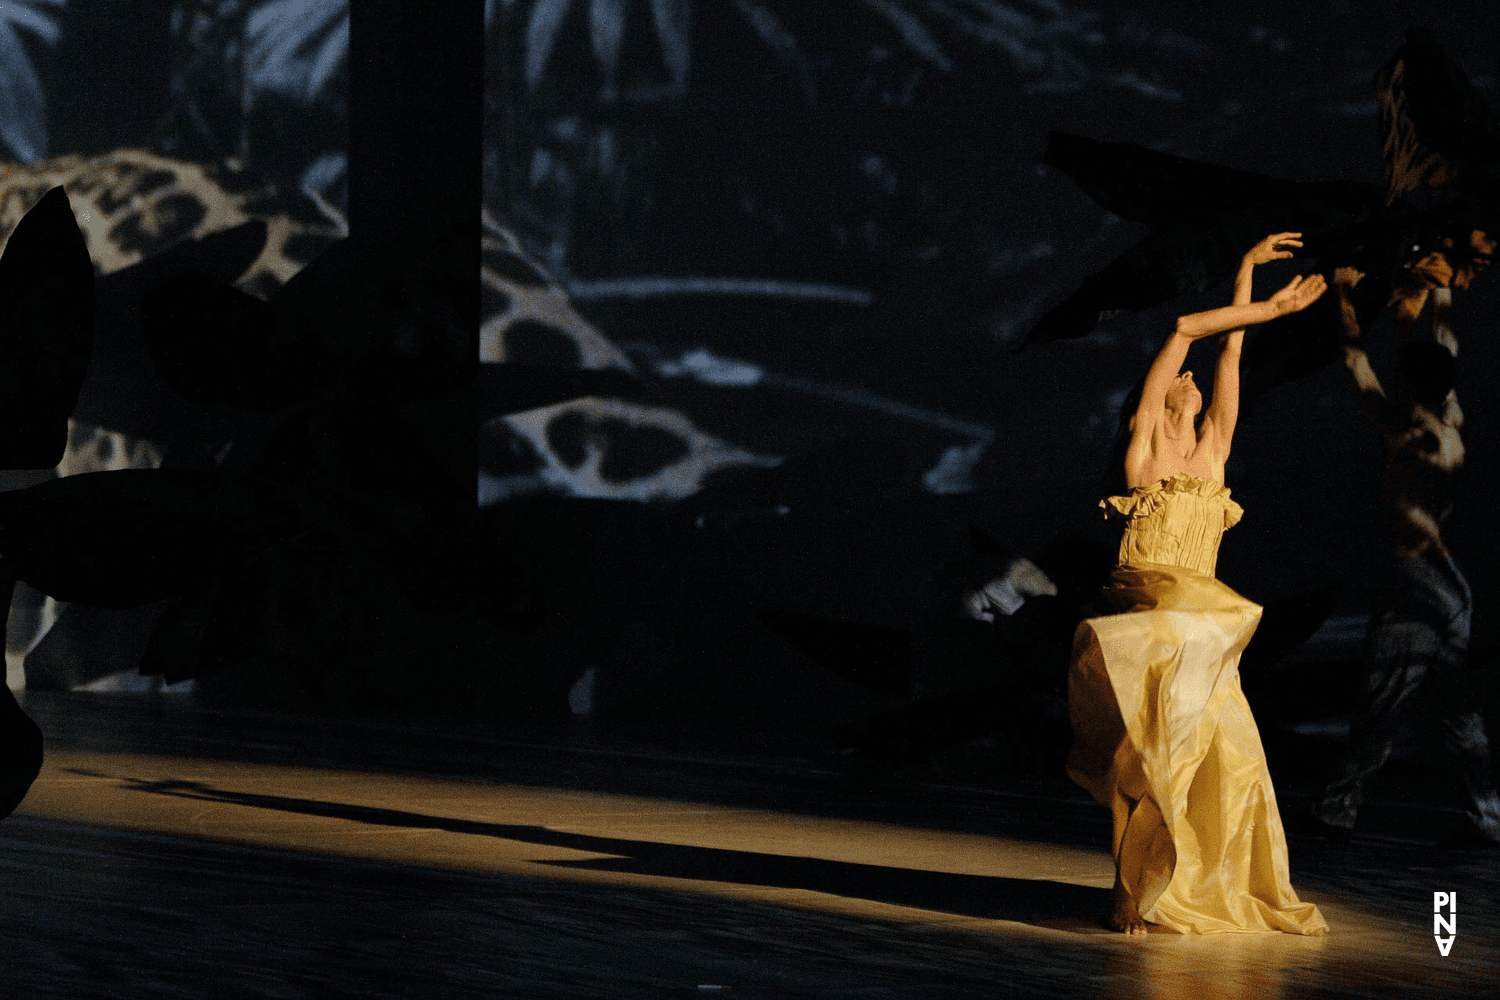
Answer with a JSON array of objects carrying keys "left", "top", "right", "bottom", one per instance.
[
  {"left": 1174, "top": 271, "right": 1327, "bottom": 339},
  {"left": 1125, "top": 243, "right": 1325, "bottom": 488},
  {"left": 1202, "top": 233, "right": 1305, "bottom": 457},
  {"left": 1132, "top": 274, "right": 1323, "bottom": 433}
]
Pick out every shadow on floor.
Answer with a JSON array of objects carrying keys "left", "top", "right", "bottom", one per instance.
[{"left": 67, "top": 767, "right": 1108, "bottom": 933}]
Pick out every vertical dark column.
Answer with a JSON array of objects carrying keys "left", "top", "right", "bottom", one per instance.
[
  {"left": 348, "top": 2, "right": 483, "bottom": 251},
  {"left": 347, "top": 2, "right": 483, "bottom": 709}
]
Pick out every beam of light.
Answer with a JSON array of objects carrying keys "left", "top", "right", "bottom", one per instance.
[
  {"left": 18, "top": 747, "right": 1460, "bottom": 995},
  {"left": 23, "top": 748, "right": 1114, "bottom": 934}
]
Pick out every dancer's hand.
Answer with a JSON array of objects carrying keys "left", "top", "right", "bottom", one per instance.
[
  {"left": 1268, "top": 273, "right": 1327, "bottom": 315},
  {"left": 1243, "top": 232, "right": 1302, "bottom": 268}
]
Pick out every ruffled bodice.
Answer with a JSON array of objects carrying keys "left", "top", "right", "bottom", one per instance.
[{"left": 1102, "top": 473, "right": 1243, "bottom": 577}]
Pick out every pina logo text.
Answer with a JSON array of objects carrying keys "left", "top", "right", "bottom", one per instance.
[{"left": 1434, "top": 892, "right": 1457, "bottom": 956}]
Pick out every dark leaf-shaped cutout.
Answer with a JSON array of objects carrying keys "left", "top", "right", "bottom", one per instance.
[
  {"left": 87, "top": 221, "right": 269, "bottom": 405},
  {"left": 143, "top": 569, "right": 271, "bottom": 683},
  {"left": 105, "top": 218, "right": 270, "bottom": 297},
  {"left": 1044, "top": 132, "right": 1383, "bottom": 235},
  {"left": 1242, "top": 269, "right": 1390, "bottom": 407},
  {"left": 0, "top": 682, "right": 41, "bottom": 820},
  {"left": 77, "top": 220, "right": 278, "bottom": 464},
  {"left": 145, "top": 531, "right": 424, "bottom": 692},
  {"left": 71, "top": 223, "right": 285, "bottom": 473},
  {"left": 0, "top": 469, "right": 310, "bottom": 606},
  {"left": 1029, "top": 134, "right": 1385, "bottom": 343},
  {"left": 140, "top": 583, "right": 219, "bottom": 683},
  {"left": 759, "top": 608, "right": 911, "bottom": 700},
  {"left": 0, "top": 187, "right": 94, "bottom": 468},
  {"left": 1028, "top": 225, "right": 1236, "bottom": 345},
  {"left": 271, "top": 233, "right": 472, "bottom": 404},
  {"left": 139, "top": 271, "right": 300, "bottom": 411},
  {"left": 248, "top": 404, "right": 453, "bottom": 540},
  {"left": 1241, "top": 584, "right": 1343, "bottom": 675},
  {"left": 1044, "top": 132, "right": 1296, "bottom": 227}
]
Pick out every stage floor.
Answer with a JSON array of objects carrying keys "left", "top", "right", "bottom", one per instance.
[{"left": 2, "top": 693, "right": 1493, "bottom": 998}]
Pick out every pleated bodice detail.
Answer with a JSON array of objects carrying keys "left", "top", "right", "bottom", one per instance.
[{"left": 1102, "top": 473, "right": 1243, "bottom": 577}]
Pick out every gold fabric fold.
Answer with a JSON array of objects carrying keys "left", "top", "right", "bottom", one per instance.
[{"left": 1068, "top": 560, "right": 1327, "bottom": 935}]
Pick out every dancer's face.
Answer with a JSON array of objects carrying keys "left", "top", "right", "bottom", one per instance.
[{"left": 1165, "top": 370, "right": 1202, "bottom": 417}]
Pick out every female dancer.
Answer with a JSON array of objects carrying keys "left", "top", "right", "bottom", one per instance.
[{"left": 1067, "top": 233, "right": 1330, "bottom": 935}]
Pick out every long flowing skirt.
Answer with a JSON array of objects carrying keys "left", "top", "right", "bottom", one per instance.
[{"left": 1067, "top": 561, "right": 1327, "bottom": 934}]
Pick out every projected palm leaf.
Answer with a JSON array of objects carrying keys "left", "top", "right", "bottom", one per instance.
[
  {"left": 227, "top": 0, "right": 811, "bottom": 152},
  {"left": 245, "top": 0, "right": 348, "bottom": 104},
  {"left": 167, "top": 0, "right": 348, "bottom": 116},
  {"left": 0, "top": 1, "right": 65, "bottom": 163},
  {"left": 509, "top": 0, "right": 1101, "bottom": 96}
]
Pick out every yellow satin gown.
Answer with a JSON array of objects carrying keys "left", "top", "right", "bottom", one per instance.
[{"left": 1067, "top": 474, "right": 1327, "bottom": 934}]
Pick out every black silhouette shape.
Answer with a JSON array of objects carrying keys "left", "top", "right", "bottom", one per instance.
[
  {"left": 0, "top": 2, "right": 486, "bottom": 820},
  {"left": 0, "top": 187, "right": 95, "bottom": 469},
  {"left": 772, "top": 583, "right": 1339, "bottom": 773},
  {"left": 0, "top": 588, "right": 41, "bottom": 817},
  {"left": 134, "top": 232, "right": 469, "bottom": 419},
  {"left": 760, "top": 608, "right": 912, "bottom": 700},
  {"left": 1241, "top": 583, "right": 1344, "bottom": 675},
  {"left": 77, "top": 219, "right": 281, "bottom": 472},
  {"left": 0, "top": 188, "right": 96, "bottom": 815},
  {"left": 0, "top": 468, "right": 310, "bottom": 607},
  {"left": 1026, "top": 133, "right": 1383, "bottom": 346}
]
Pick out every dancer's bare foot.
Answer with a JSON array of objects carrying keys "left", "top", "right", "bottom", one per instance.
[{"left": 1107, "top": 879, "right": 1148, "bottom": 935}]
